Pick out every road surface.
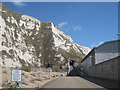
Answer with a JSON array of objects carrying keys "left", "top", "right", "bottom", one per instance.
[{"left": 42, "top": 77, "right": 105, "bottom": 88}]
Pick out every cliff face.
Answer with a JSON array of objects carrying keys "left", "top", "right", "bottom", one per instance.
[{"left": 0, "top": 3, "right": 91, "bottom": 68}]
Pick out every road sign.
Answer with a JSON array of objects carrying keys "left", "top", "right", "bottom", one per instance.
[
  {"left": 11, "top": 69, "right": 22, "bottom": 82},
  {"left": 60, "top": 65, "right": 62, "bottom": 69}
]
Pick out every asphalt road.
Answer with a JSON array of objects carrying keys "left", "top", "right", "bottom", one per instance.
[{"left": 42, "top": 77, "right": 105, "bottom": 88}]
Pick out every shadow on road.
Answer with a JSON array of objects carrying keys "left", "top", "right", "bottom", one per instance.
[
  {"left": 80, "top": 76, "right": 119, "bottom": 89},
  {"left": 67, "top": 66, "right": 119, "bottom": 89}
]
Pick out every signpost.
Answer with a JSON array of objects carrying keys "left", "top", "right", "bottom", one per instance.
[
  {"left": 60, "top": 65, "right": 62, "bottom": 70},
  {"left": 11, "top": 69, "right": 22, "bottom": 89}
]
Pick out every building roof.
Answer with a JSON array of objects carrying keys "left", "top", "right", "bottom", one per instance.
[
  {"left": 97, "top": 39, "right": 120, "bottom": 49},
  {"left": 81, "top": 47, "right": 96, "bottom": 63}
]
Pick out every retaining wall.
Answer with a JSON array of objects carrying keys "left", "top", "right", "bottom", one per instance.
[{"left": 87, "top": 56, "right": 119, "bottom": 81}]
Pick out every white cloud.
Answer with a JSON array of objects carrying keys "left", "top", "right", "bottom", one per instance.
[
  {"left": 58, "top": 22, "right": 68, "bottom": 29},
  {"left": 12, "top": 0, "right": 26, "bottom": 7},
  {"left": 90, "top": 41, "right": 104, "bottom": 48},
  {"left": 72, "top": 25, "right": 82, "bottom": 30}
]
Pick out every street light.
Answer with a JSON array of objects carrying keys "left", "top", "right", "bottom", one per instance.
[
  {"left": 117, "top": 33, "right": 120, "bottom": 36},
  {"left": 117, "top": 33, "right": 120, "bottom": 39}
]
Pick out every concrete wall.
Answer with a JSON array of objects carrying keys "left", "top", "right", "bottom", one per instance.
[
  {"left": 87, "top": 56, "right": 119, "bottom": 81},
  {"left": 81, "top": 52, "right": 95, "bottom": 74},
  {"left": 95, "top": 41, "right": 119, "bottom": 64},
  {"left": 81, "top": 57, "right": 91, "bottom": 74}
]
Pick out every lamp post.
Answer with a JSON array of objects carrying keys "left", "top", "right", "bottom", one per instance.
[
  {"left": 117, "top": 33, "right": 120, "bottom": 39},
  {"left": 118, "top": 33, "right": 120, "bottom": 35}
]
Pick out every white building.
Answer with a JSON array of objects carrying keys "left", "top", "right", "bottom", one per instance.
[
  {"left": 95, "top": 40, "right": 119, "bottom": 64},
  {"left": 81, "top": 39, "right": 120, "bottom": 74}
]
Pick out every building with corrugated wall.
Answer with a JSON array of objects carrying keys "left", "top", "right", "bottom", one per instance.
[{"left": 81, "top": 39, "right": 120, "bottom": 80}]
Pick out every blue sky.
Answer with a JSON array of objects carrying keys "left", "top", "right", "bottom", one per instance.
[{"left": 3, "top": 2, "right": 118, "bottom": 49}]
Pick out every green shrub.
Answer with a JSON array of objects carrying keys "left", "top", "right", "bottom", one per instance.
[
  {"left": 52, "top": 66, "right": 62, "bottom": 72},
  {"left": 22, "top": 65, "right": 31, "bottom": 72},
  {"left": 10, "top": 85, "right": 13, "bottom": 88}
]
